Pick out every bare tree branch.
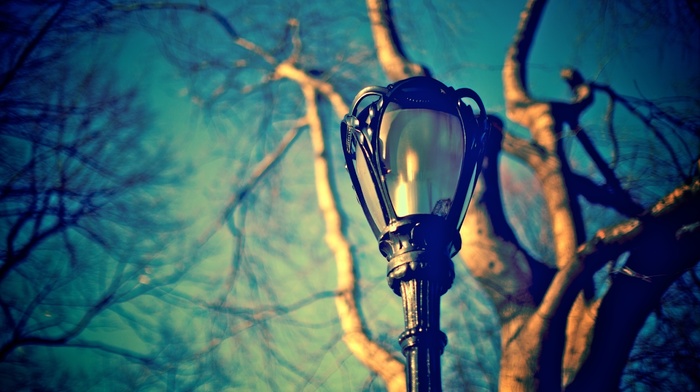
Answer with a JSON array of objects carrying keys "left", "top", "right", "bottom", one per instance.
[
  {"left": 196, "top": 119, "right": 307, "bottom": 246},
  {"left": 568, "top": 177, "right": 700, "bottom": 391},
  {"left": 502, "top": 0, "right": 547, "bottom": 110},
  {"left": 459, "top": 118, "right": 544, "bottom": 331},
  {"left": 108, "top": 1, "right": 277, "bottom": 65},
  {"left": 0, "top": 2, "right": 67, "bottom": 94},
  {"left": 275, "top": 61, "right": 406, "bottom": 390},
  {"left": 365, "top": 0, "right": 428, "bottom": 81},
  {"left": 592, "top": 82, "right": 699, "bottom": 181},
  {"left": 577, "top": 177, "right": 700, "bottom": 269}
]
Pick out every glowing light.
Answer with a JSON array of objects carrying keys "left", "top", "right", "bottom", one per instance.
[{"left": 394, "top": 180, "right": 409, "bottom": 217}]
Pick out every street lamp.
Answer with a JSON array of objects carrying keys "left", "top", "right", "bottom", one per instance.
[{"left": 340, "top": 76, "right": 489, "bottom": 391}]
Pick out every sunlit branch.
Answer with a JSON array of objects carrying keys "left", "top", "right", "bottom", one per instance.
[
  {"left": 578, "top": 176, "right": 700, "bottom": 269},
  {"left": 287, "top": 18, "right": 301, "bottom": 64},
  {"left": 503, "top": 0, "right": 548, "bottom": 108},
  {"left": 460, "top": 118, "right": 549, "bottom": 324},
  {"left": 498, "top": 1, "right": 608, "bottom": 390},
  {"left": 482, "top": 119, "right": 531, "bottom": 247},
  {"left": 274, "top": 62, "right": 348, "bottom": 117},
  {"left": 276, "top": 61, "right": 406, "bottom": 391},
  {"left": 365, "top": 0, "right": 428, "bottom": 80},
  {"left": 498, "top": 122, "right": 548, "bottom": 167},
  {"left": 560, "top": 68, "right": 593, "bottom": 116},
  {"left": 602, "top": 97, "right": 620, "bottom": 168},
  {"left": 567, "top": 178, "right": 700, "bottom": 391},
  {"left": 306, "top": 82, "right": 407, "bottom": 391}
]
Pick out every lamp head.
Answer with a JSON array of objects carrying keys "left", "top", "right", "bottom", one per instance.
[{"left": 341, "top": 76, "right": 489, "bottom": 259}]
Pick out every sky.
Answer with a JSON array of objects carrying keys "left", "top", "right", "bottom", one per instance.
[
  {"left": 127, "top": 1, "right": 695, "bottom": 388},
  {"left": 3, "top": 0, "right": 699, "bottom": 390}
]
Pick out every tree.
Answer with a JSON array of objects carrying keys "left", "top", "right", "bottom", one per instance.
[
  {"left": 0, "top": 2, "right": 209, "bottom": 389},
  {"left": 3, "top": 0, "right": 699, "bottom": 390}
]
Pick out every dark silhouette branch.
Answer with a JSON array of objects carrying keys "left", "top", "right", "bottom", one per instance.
[
  {"left": 578, "top": 177, "right": 700, "bottom": 271},
  {"left": 0, "top": 2, "right": 67, "bottom": 94},
  {"left": 196, "top": 119, "right": 307, "bottom": 246},
  {"left": 570, "top": 172, "right": 644, "bottom": 217},
  {"left": 569, "top": 178, "right": 700, "bottom": 391},
  {"left": 108, "top": 1, "right": 277, "bottom": 64},
  {"left": 592, "top": 82, "right": 696, "bottom": 181},
  {"left": 0, "top": 282, "right": 120, "bottom": 361}
]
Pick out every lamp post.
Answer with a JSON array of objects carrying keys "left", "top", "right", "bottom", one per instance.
[{"left": 340, "top": 76, "right": 489, "bottom": 391}]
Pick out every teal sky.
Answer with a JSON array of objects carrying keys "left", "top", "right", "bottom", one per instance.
[
  {"left": 3, "top": 0, "right": 698, "bottom": 390},
  {"left": 87, "top": 0, "right": 697, "bottom": 388},
  {"left": 131, "top": 1, "right": 695, "bottom": 387}
]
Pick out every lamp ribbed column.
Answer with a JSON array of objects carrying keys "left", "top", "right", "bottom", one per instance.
[{"left": 398, "top": 276, "right": 447, "bottom": 391}]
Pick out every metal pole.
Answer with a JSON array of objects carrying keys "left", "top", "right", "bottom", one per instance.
[
  {"left": 398, "top": 274, "right": 448, "bottom": 391},
  {"left": 383, "top": 218, "right": 456, "bottom": 392}
]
